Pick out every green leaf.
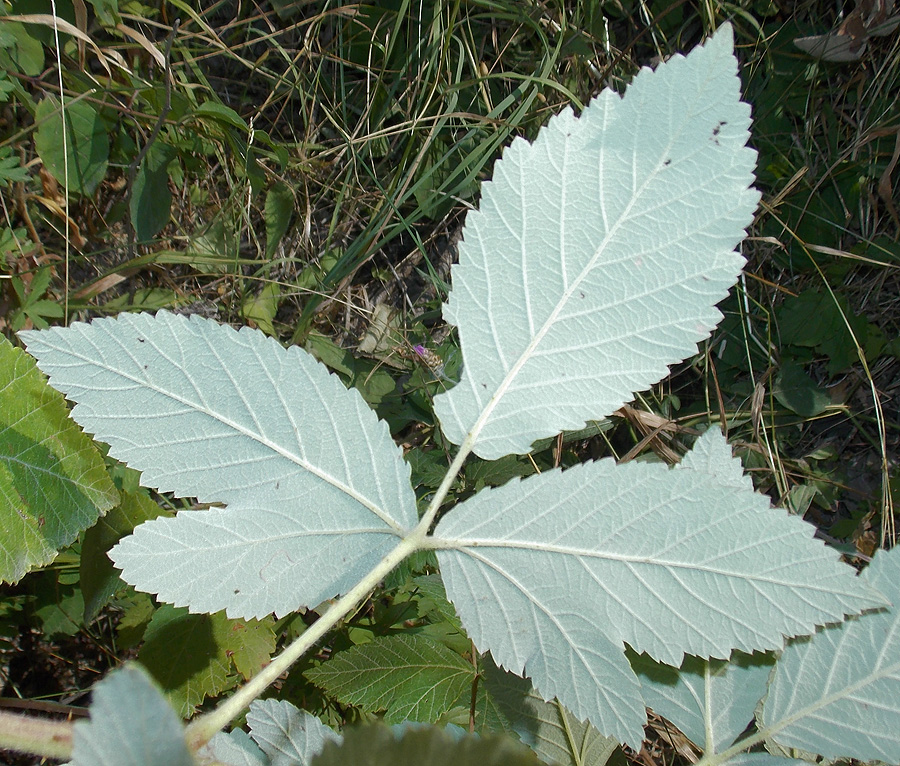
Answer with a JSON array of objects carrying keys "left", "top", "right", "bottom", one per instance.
[
  {"left": 762, "top": 545, "right": 900, "bottom": 762},
  {"left": 70, "top": 664, "right": 193, "bottom": 766},
  {"left": 305, "top": 634, "right": 475, "bottom": 723},
  {"left": 633, "top": 650, "right": 774, "bottom": 752},
  {"left": 265, "top": 182, "right": 294, "bottom": 259},
  {"left": 483, "top": 659, "right": 620, "bottom": 766},
  {"left": 193, "top": 100, "right": 249, "bottom": 132},
  {"left": 80, "top": 490, "right": 169, "bottom": 621},
  {"left": 310, "top": 723, "right": 542, "bottom": 766},
  {"left": 21, "top": 311, "right": 418, "bottom": 619},
  {"left": 433, "top": 429, "right": 886, "bottom": 746},
  {"left": 0, "top": 21, "right": 44, "bottom": 76},
  {"left": 433, "top": 25, "right": 760, "bottom": 459},
  {"left": 131, "top": 141, "right": 175, "bottom": 241},
  {"left": 86, "top": 0, "right": 120, "bottom": 27},
  {"left": 139, "top": 604, "right": 276, "bottom": 716},
  {"left": 0, "top": 336, "right": 117, "bottom": 583},
  {"left": 772, "top": 362, "right": 830, "bottom": 417},
  {"left": 34, "top": 95, "right": 109, "bottom": 196},
  {"left": 776, "top": 290, "right": 870, "bottom": 373}
]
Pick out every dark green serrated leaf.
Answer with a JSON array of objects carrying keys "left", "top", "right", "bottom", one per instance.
[
  {"left": 311, "top": 723, "right": 542, "bottom": 766},
  {"left": 139, "top": 605, "right": 276, "bottom": 716},
  {"left": 305, "top": 634, "right": 475, "bottom": 723},
  {"left": 34, "top": 95, "right": 109, "bottom": 195},
  {"left": 0, "top": 337, "right": 118, "bottom": 583},
  {"left": 81, "top": 490, "right": 170, "bottom": 622}
]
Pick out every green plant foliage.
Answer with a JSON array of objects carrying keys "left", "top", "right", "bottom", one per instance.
[
  {"left": 264, "top": 182, "right": 294, "bottom": 259},
  {"left": 131, "top": 141, "right": 176, "bottom": 241},
  {"left": 776, "top": 289, "right": 882, "bottom": 373},
  {"left": 80, "top": 489, "right": 170, "bottom": 622},
  {"left": 0, "top": 336, "right": 118, "bottom": 583},
  {"left": 305, "top": 634, "right": 476, "bottom": 724},
  {"left": 772, "top": 362, "right": 830, "bottom": 417},
  {"left": 0, "top": 20, "right": 44, "bottom": 76},
  {"left": 33, "top": 95, "right": 110, "bottom": 196},
  {"left": 310, "top": 723, "right": 543, "bottom": 766},
  {"left": 139, "top": 605, "right": 276, "bottom": 716}
]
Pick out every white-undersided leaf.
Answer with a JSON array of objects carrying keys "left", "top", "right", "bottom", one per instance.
[
  {"left": 304, "top": 634, "right": 476, "bottom": 723},
  {"left": 632, "top": 650, "right": 774, "bottom": 752},
  {"left": 20, "top": 311, "right": 418, "bottom": 618},
  {"left": 201, "top": 729, "right": 268, "bottom": 766},
  {"left": 762, "top": 545, "right": 900, "bottom": 763},
  {"left": 70, "top": 664, "right": 192, "bottom": 766},
  {"left": 246, "top": 699, "right": 341, "bottom": 766},
  {"left": 723, "top": 754, "right": 810, "bottom": 766},
  {"left": 432, "top": 24, "right": 760, "bottom": 460},
  {"left": 432, "top": 430, "right": 886, "bottom": 747},
  {"left": 482, "top": 658, "right": 620, "bottom": 766}
]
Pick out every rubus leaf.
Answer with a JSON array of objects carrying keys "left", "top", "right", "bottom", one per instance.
[
  {"left": 482, "top": 658, "right": 620, "bottom": 766},
  {"left": 432, "top": 429, "right": 886, "bottom": 746},
  {"left": 80, "top": 489, "right": 168, "bottom": 622},
  {"left": 70, "top": 664, "right": 192, "bottom": 766},
  {"left": 20, "top": 311, "right": 418, "bottom": 618},
  {"left": 139, "top": 605, "right": 276, "bottom": 716},
  {"left": 433, "top": 24, "right": 760, "bottom": 460},
  {"left": 762, "top": 545, "right": 900, "bottom": 762},
  {"left": 202, "top": 729, "right": 268, "bottom": 765},
  {"left": 632, "top": 650, "right": 774, "bottom": 753},
  {"left": 0, "top": 336, "right": 118, "bottom": 584},
  {"left": 310, "top": 723, "right": 542, "bottom": 766},
  {"left": 305, "top": 634, "right": 475, "bottom": 724},
  {"left": 246, "top": 699, "right": 340, "bottom": 766}
]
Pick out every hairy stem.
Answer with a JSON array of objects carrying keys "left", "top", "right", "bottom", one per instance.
[{"left": 0, "top": 710, "right": 74, "bottom": 760}]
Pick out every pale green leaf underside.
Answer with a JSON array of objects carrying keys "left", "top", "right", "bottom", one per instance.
[
  {"left": 763, "top": 545, "right": 900, "bottom": 762},
  {"left": 203, "top": 729, "right": 268, "bottom": 766},
  {"left": 305, "top": 635, "right": 475, "bottom": 724},
  {"left": 434, "top": 430, "right": 885, "bottom": 747},
  {"left": 21, "top": 311, "right": 417, "bottom": 618},
  {"left": 0, "top": 336, "right": 117, "bottom": 584},
  {"left": 433, "top": 24, "right": 761, "bottom": 459},
  {"left": 482, "top": 659, "right": 619, "bottom": 766},
  {"left": 633, "top": 651, "right": 773, "bottom": 753},
  {"left": 70, "top": 664, "right": 192, "bottom": 766},
  {"left": 247, "top": 699, "right": 341, "bottom": 766}
]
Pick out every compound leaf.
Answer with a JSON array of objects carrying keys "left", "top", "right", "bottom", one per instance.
[
  {"left": 247, "top": 699, "right": 340, "bottom": 766},
  {"left": 305, "top": 634, "right": 475, "bottom": 724},
  {"left": 762, "top": 545, "right": 900, "bottom": 762},
  {"left": 433, "top": 429, "right": 886, "bottom": 746},
  {"left": 70, "top": 664, "right": 192, "bottom": 766},
  {"left": 20, "top": 311, "right": 417, "bottom": 618},
  {"left": 0, "top": 336, "right": 117, "bottom": 584},
  {"left": 433, "top": 24, "right": 760, "bottom": 459}
]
